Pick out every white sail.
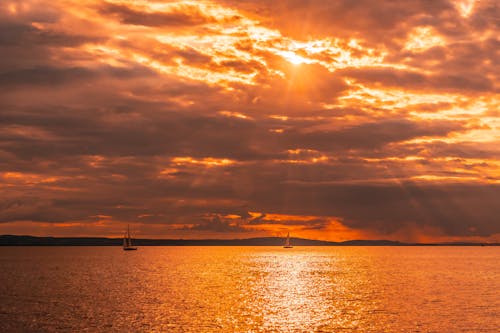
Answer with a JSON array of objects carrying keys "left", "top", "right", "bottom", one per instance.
[
  {"left": 123, "top": 224, "right": 137, "bottom": 250},
  {"left": 284, "top": 232, "right": 292, "bottom": 248}
]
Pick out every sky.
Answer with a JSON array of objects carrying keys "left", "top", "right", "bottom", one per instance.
[{"left": 0, "top": 0, "right": 499, "bottom": 242}]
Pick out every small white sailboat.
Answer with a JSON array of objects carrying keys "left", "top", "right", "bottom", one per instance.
[
  {"left": 283, "top": 232, "right": 293, "bottom": 248},
  {"left": 123, "top": 224, "right": 137, "bottom": 251}
]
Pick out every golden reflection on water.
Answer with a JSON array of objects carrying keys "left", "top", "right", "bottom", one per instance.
[
  {"left": 0, "top": 246, "right": 499, "bottom": 332},
  {"left": 250, "top": 251, "right": 339, "bottom": 331},
  {"left": 242, "top": 248, "right": 380, "bottom": 332}
]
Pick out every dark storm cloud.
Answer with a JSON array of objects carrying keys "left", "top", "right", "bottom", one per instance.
[
  {"left": 0, "top": 64, "right": 157, "bottom": 88},
  {"left": 0, "top": 21, "right": 104, "bottom": 72},
  {"left": 400, "top": 141, "right": 500, "bottom": 159},
  {"left": 339, "top": 67, "right": 494, "bottom": 93},
  {"left": 2, "top": 153, "right": 498, "bottom": 238},
  {"left": 98, "top": 2, "right": 213, "bottom": 27},
  {"left": 0, "top": 22, "right": 100, "bottom": 47},
  {"left": 0, "top": 106, "right": 273, "bottom": 160},
  {"left": 0, "top": 197, "right": 89, "bottom": 223},
  {"left": 326, "top": 182, "right": 500, "bottom": 237},
  {"left": 280, "top": 119, "right": 466, "bottom": 151},
  {"left": 0, "top": 98, "right": 468, "bottom": 167},
  {"left": 242, "top": 176, "right": 500, "bottom": 237},
  {"left": 246, "top": 213, "right": 329, "bottom": 228},
  {"left": 0, "top": 66, "right": 94, "bottom": 86},
  {"left": 187, "top": 214, "right": 246, "bottom": 232},
  {"left": 174, "top": 48, "right": 213, "bottom": 65}
]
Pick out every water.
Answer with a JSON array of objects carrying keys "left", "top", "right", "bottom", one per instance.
[{"left": 0, "top": 246, "right": 498, "bottom": 332}]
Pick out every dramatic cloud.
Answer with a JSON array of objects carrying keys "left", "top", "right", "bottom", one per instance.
[
  {"left": 0, "top": 0, "right": 498, "bottom": 242},
  {"left": 97, "top": 2, "right": 215, "bottom": 27}
]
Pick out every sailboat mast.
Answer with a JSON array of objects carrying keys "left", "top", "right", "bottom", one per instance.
[
  {"left": 127, "top": 224, "right": 132, "bottom": 247},
  {"left": 122, "top": 224, "right": 137, "bottom": 250}
]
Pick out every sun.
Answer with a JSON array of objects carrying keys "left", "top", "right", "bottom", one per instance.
[{"left": 280, "top": 51, "right": 309, "bottom": 65}]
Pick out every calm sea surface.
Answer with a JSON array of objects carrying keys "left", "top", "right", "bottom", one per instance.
[{"left": 0, "top": 246, "right": 498, "bottom": 332}]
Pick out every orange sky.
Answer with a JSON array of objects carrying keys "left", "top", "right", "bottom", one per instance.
[{"left": 0, "top": 0, "right": 499, "bottom": 242}]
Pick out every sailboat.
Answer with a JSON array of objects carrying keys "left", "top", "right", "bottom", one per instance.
[
  {"left": 283, "top": 232, "right": 293, "bottom": 248},
  {"left": 123, "top": 224, "right": 137, "bottom": 251}
]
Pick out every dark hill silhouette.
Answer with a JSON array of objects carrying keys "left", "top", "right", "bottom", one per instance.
[{"left": 0, "top": 235, "right": 497, "bottom": 246}]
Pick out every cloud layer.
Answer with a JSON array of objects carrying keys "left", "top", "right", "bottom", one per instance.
[{"left": 0, "top": 0, "right": 499, "bottom": 242}]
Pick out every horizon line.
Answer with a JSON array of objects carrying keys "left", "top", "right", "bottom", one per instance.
[{"left": 1, "top": 234, "right": 498, "bottom": 246}]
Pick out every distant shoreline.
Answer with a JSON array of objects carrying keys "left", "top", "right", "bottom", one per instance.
[{"left": 0, "top": 235, "right": 498, "bottom": 246}]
